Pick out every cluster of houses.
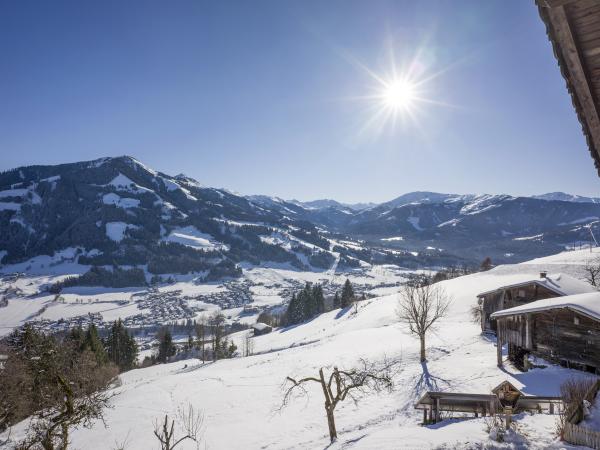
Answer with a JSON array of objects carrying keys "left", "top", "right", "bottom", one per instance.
[{"left": 477, "top": 271, "right": 600, "bottom": 374}]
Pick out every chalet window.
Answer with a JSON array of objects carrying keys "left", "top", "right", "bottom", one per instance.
[
  {"left": 574, "top": 316, "right": 580, "bottom": 325},
  {"left": 518, "top": 289, "right": 525, "bottom": 298}
]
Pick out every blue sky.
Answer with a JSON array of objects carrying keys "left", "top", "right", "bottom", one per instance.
[{"left": 1, "top": 0, "right": 599, "bottom": 202}]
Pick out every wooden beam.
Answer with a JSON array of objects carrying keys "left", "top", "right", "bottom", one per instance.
[
  {"left": 548, "top": 5, "right": 600, "bottom": 165},
  {"left": 497, "top": 328, "right": 503, "bottom": 367},
  {"left": 539, "top": 0, "right": 582, "bottom": 8}
]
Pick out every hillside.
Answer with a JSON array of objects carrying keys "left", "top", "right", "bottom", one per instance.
[
  {"left": 3, "top": 156, "right": 600, "bottom": 277},
  {"left": 2, "top": 248, "right": 597, "bottom": 449}
]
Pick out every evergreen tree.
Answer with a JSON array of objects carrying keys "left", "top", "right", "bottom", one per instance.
[
  {"left": 285, "top": 293, "right": 302, "bottom": 325},
  {"left": 285, "top": 283, "right": 327, "bottom": 325},
  {"left": 480, "top": 257, "right": 493, "bottom": 272},
  {"left": 157, "top": 327, "right": 176, "bottom": 363},
  {"left": 209, "top": 312, "right": 226, "bottom": 361},
  {"left": 106, "top": 319, "right": 138, "bottom": 371},
  {"left": 83, "top": 324, "right": 108, "bottom": 365},
  {"left": 340, "top": 279, "right": 355, "bottom": 308},
  {"left": 333, "top": 291, "right": 341, "bottom": 309},
  {"left": 312, "top": 284, "right": 325, "bottom": 314}
]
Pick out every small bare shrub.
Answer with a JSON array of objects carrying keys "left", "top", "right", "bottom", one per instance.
[{"left": 153, "top": 404, "right": 204, "bottom": 450}]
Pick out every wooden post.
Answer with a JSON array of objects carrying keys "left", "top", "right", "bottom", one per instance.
[
  {"left": 497, "top": 331, "right": 503, "bottom": 367},
  {"left": 423, "top": 408, "right": 428, "bottom": 424},
  {"left": 523, "top": 353, "right": 529, "bottom": 372},
  {"left": 550, "top": 402, "right": 554, "bottom": 414},
  {"left": 504, "top": 407, "right": 512, "bottom": 428},
  {"left": 435, "top": 398, "right": 440, "bottom": 423}
]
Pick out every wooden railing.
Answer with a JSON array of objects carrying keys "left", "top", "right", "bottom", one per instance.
[{"left": 564, "top": 380, "right": 600, "bottom": 450}]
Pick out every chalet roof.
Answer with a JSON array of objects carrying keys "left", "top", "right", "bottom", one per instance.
[
  {"left": 476, "top": 273, "right": 595, "bottom": 298},
  {"left": 491, "top": 380, "right": 522, "bottom": 395},
  {"left": 491, "top": 291, "right": 600, "bottom": 321},
  {"left": 537, "top": 0, "right": 600, "bottom": 175},
  {"left": 252, "top": 322, "right": 271, "bottom": 331}
]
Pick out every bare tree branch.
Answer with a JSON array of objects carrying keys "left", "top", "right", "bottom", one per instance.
[
  {"left": 153, "top": 404, "right": 204, "bottom": 450},
  {"left": 281, "top": 357, "right": 400, "bottom": 443}
]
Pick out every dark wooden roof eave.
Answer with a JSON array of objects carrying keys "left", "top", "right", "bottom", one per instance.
[{"left": 536, "top": 0, "right": 600, "bottom": 176}]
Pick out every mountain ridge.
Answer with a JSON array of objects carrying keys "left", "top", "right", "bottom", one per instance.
[{"left": 2, "top": 156, "right": 600, "bottom": 272}]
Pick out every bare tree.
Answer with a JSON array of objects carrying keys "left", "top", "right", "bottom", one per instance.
[
  {"left": 242, "top": 330, "right": 254, "bottom": 357},
  {"left": 17, "top": 375, "right": 114, "bottom": 450},
  {"left": 195, "top": 315, "right": 207, "bottom": 363},
  {"left": 153, "top": 404, "right": 204, "bottom": 450},
  {"left": 281, "top": 358, "right": 398, "bottom": 443},
  {"left": 584, "top": 257, "right": 600, "bottom": 287},
  {"left": 396, "top": 283, "right": 452, "bottom": 362}
]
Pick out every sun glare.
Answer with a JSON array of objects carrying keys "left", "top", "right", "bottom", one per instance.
[
  {"left": 382, "top": 79, "right": 417, "bottom": 111},
  {"left": 338, "top": 40, "right": 455, "bottom": 138}
]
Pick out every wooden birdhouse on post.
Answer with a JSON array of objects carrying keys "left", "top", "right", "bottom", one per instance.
[{"left": 492, "top": 381, "right": 523, "bottom": 428}]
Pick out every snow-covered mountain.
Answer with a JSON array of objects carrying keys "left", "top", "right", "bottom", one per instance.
[
  {"left": 2, "top": 156, "right": 600, "bottom": 273},
  {"left": 532, "top": 191, "right": 600, "bottom": 203}
]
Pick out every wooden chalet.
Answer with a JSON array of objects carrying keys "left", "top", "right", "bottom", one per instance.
[
  {"left": 491, "top": 291, "right": 600, "bottom": 373},
  {"left": 477, "top": 272, "right": 595, "bottom": 333},
  {"left": 537, "top": 0, "right": 600, "bottom": 172}
]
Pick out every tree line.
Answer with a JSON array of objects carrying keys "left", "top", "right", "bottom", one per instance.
[
  {"left": 145, "top": 312, "right": 238, "bottom": 366},
  {"left": 284, "top": 279, "right": 362, "bottom": 326}
]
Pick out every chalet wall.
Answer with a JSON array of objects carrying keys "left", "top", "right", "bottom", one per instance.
[
  {"left": 481, "top": 282, "right": 561, "bottom": 332},
  {"left": 498, "top": 309, "right": 600, "bottom": 370}
]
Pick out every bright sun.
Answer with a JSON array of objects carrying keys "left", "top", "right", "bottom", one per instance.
[{"left": 382, "top": 79, "right": 416, "bottom": 110}]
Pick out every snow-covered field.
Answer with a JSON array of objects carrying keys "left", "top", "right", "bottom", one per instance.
[
  {"left": 3, "top": 248, "right": 600, "bottom": 449},
  {"left": 0, "top": 249, "right": 411, "bottom": 337}
]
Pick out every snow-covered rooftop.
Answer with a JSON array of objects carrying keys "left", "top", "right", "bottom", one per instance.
[
  {"left": 476, "top": 273, "right": 595, "bottom": 298},
  {"left": 491, "top": 291, "right": 600, "bottom": 321}
]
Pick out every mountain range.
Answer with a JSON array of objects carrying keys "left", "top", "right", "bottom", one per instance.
[{"left": 1, "top": 156, "right": 599, "bottom": 278}]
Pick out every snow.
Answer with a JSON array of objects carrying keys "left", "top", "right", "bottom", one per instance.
[
  {"left": 522, "top": 247, "right": 600, "bottom": 265},
  {"left": 459, "top": 194, "right": 507, "bottom": 216},
  {"left": 3, "top": 250, "right": 600, "bottom": 448},
  {"left": 407, "top": 216, "right": 423, "bottom": 231},
  {"left": 0, "top": 188, "right": 29, "bottom": 198},
  {"left": 438, "top": 218, "right": 460, "bottom": 228},
  {"left": 159, "top": 177, "right": 197, "bottom": 200},
  {"left": 476, "top": 272, "right": 596, "bottom": 297},
  {"left": 0, "top": 202, "right": 21, "bottom": 211},
  {"left": 381, "top": 236, "right": 404, "bottom": 242},
  {"left": 557, "top": 216, "right": 599, "bottom": 226},
  {"left": 252, "top": 322, "right": 270, "bottom": 331},
  {"left": 109, "top": 173, "right": 136, "bottom": 189},
  {"left": 514, "top": 234, "right": 544, "bottom": 241},
  {"left": 581, "top": 394, "right": 600, "bottom": 430},
  {"left": 3, "top": 259, "right": 589, "bottom": 449},
  {"left": 163, "top": 226, "right": 227, "bottom": 251},
  {"left": 40, "top": 175, "right": 61, "bottom": 183},
  {"left": 106, "top": 222, "right": 138, "bottom": 242},
  {"left": 491, "top": 291, "right": 600, "bottom": 320},
  {"left": 107, "top": 173, "right": 153, "bottom": 195},
  {"left": 102, "top": 193, "right": 140, "bottom": 209}
]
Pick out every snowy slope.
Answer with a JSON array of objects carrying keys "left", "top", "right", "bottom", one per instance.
[{"left": 3, "top": 249, "right": 598, "bottom": 449}]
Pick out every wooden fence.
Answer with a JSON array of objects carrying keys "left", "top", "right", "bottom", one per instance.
[{"left": 564, "top": 380, "right": 600, "bottom": 449}]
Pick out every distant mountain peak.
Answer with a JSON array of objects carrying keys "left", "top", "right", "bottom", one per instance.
[{"left": 533, "top": 192, "right": 600, "bottom": 204}]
